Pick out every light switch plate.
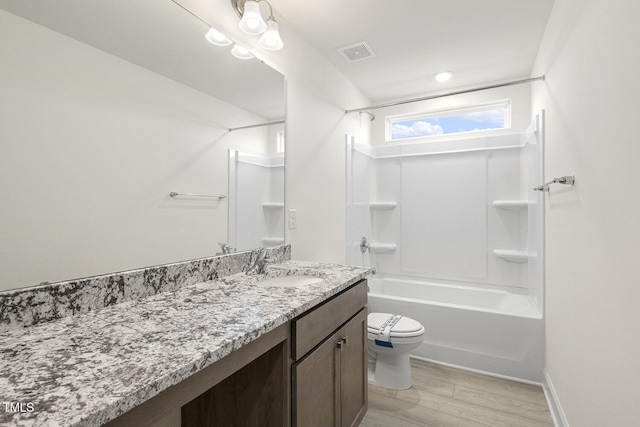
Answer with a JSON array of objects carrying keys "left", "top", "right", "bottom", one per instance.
[{"left": 288, "top": 209, "right": 297, "bottom": 229}]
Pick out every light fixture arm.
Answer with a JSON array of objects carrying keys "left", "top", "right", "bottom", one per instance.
[
  {"left": 231, "top": 0, "right": 275, "bottom": 21},
  {"left": 263, "top": 1, "right": 275, "bottom": 21},
  {"left": 231, "top": 0, "right": 245, "bottom": 19}
]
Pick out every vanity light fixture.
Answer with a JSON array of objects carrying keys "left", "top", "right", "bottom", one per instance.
[
  {"left": 231, "top": 0, "right": 284, "bottom": 50},
  {"left": 231, "top": 44, "right": 254, "bottom": 59},
  {"left": 237, "top": 0, "right": 266, "bottom": 34},
  {"left": 205, "top": 27, "right": 232, "bottom": 46},
  {"left": 258, "top": 18, "right": 284, "bottom": 50},
  {"left": 435, "top": 71, "right": 454, "bottom": 82},
  {"left": 203, "top": 26, "right": 254, "bottom": 60}
]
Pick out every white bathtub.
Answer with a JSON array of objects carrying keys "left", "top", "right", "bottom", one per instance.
[{"left": 367, "top": 277, "right": 544, "bottom": 382}]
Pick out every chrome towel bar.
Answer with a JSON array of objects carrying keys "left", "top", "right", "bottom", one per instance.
[
  {"left": 169, "top": 192, "right": 227, "bottom": 200},
  {"left": 534, "top": 175, "right": 575, "bottom": 192}
]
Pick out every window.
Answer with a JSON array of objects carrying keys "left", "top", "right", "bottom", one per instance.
[{"left": 386, "top": 101, "right": 511, "bottom": 142}]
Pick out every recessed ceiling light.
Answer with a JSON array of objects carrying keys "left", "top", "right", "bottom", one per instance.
[{"left": 435, "top": 71, "right": 453, "bottom": 82}]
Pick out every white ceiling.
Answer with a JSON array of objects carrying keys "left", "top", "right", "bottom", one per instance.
[
  {"left": 1, "top": 0, "right": 555, "bottom": 116},
  {"left": 268, "top": 0, "right": 555, "bottom": 103}
]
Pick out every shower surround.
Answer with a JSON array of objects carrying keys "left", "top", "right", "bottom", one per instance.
[{"left": 347, "top": 113, "right": 545, "bottom": 382}]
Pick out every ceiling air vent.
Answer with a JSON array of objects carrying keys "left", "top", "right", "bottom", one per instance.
[{"left": 337, "top": 41, "right": 376, "bottom": 63}]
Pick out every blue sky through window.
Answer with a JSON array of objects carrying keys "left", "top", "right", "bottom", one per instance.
[{"left": 390, "top": 107, "right": 507, "bottom": 140}]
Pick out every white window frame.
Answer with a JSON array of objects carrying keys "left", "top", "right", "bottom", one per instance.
[{"left": 385, "top": 100, "right": 512, "bottom": 143}]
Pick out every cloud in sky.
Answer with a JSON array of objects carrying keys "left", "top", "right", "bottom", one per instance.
[
  {"left": 390, "top": 107, "right": 507, "bottom": 140},
  {"left": 391, "top": 121, "right": 443, "bottom": 139},
  {"left": 391, "top": 107, "right": 506, "bottom": 140},
  {"left": 458, "top": 109, "right": 505, "bottom": 126}
]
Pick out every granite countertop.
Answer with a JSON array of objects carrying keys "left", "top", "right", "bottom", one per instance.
[{"left": 0, "top": 260, "right": 369, "bottom": 426}]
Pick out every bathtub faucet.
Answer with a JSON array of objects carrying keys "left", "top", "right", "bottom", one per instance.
[{"left": 360, "top": 236, "right": 371, "bottom": 254}]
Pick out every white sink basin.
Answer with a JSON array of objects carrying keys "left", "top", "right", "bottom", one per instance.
[{"left": 259, "top": 275, "right": 323, "bottom": 288}]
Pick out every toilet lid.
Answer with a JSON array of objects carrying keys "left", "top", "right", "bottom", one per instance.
[{"left": 368, "top": 312, "right": 425, "bottom": 338}]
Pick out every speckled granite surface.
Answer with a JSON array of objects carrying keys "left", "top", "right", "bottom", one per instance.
[
  {"left": 0, "top": 245, "right": 290, "bottom": 330},
  {"left": 0, "top": 259, "right": 369, "bottom": 426}
]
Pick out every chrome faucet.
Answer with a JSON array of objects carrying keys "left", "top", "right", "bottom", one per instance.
[
  {"left": 217, "top": 242, "right": 234, "bottom": 255},
  {"left": 247, "top": 247, "right": 273, "bottom": 275},
  {"left": 360, "top": 236, "right": 371, "bottom": 254}
]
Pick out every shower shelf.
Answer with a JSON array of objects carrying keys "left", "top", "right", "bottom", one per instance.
[
  {"left": 262, "top": 202, "right": 285, "bottom": 209},
  {"left": 493, "top": 249, "right": 537, "bottom": 263},
  {"left": 492, "top": 200, "right": 536, "bottom": 210},
  {"left": 370, "top": 243, "right": 397, "bottom": 254},
  {"left": 369, "top": 202, "right": 397, "bottom": 210}
]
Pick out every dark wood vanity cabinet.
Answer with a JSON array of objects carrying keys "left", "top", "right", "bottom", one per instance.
[
  {"left": 106, "top": 279, "right": 367, "bottom": 427},
  {"left": 178, "top": 279, "right": 368, "bottom": 427},
  {"left": 291, "top": 280, "right": 368, "bottom": 427}
]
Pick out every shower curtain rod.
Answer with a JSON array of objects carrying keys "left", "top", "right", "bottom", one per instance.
[
  {"left": 344, "top": 75, "right": 545, "bottom": 114},
  {"left": 228, "top": 120, "right": 285, "bottom": 132}
]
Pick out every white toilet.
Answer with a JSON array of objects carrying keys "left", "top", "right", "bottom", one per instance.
[{"left": 367, "top": 312, "right": 425, "bottom": 390}]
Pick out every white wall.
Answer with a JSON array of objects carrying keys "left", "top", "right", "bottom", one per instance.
[
  {"left": 178, "top": 0, "right": 372, "bottom": 264},
  {"left": 0, "top": 10, "right": 269, "bottom": 290},
  {"left": 531, "top": 0, "right": 640, "bottom": 425},
  {"left": 284, "top": 82, "right": 370, "bottom": 263},
  {"left": 273, "top": 36, "right": 372, "bottom": 263}
]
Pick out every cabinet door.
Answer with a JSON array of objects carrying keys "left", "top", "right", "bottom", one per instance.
[
  {"left": 339, "top": 309, "right": 367, "bottom": 427},
  {"left": 292, "top": 330, "right": 341, "bottom": 427}
]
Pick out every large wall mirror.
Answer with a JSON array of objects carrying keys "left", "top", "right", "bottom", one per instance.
[{"left": 0, "top": 0, "right": 285, "bottom": 290}]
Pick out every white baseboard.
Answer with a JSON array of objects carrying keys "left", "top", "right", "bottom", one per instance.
[
  {"left": 543, "top": 368, "right": 570, "bottom": 427},
  {"left": 410, "top": 355, "right": 544, "bottom": 386}
]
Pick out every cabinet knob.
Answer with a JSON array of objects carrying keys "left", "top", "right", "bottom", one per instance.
[{"left": 341, "top": 336, "right": 348, "bottom": 346}]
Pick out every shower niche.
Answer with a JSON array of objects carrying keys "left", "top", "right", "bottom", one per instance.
[{"left": 346, "top": 112, "right": 545, "bottom": 312}]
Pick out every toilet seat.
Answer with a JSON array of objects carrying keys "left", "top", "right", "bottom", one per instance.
[{"left": 368, "top": 312, "right": 425, "bottom": 339}]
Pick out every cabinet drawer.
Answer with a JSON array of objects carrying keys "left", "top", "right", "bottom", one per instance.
[{"left": 292, "top": 280, "right": 367, "bottom": 360}]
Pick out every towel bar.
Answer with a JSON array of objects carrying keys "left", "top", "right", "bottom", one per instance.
[{"left": 169, "top": 192, "right": 227, "bottom": 199}]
